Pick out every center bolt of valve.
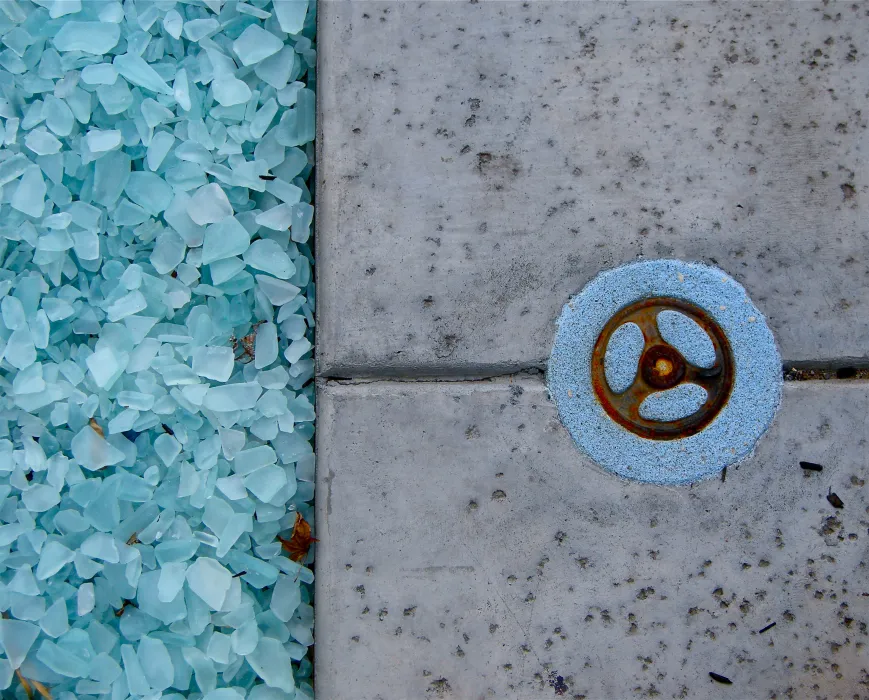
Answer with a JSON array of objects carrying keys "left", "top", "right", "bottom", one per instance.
[{"left": 640, "top": 345, "right": 686, "bottom": 390}]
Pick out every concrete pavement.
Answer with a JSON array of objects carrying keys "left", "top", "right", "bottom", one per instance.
[
  {"left": 315, "top": 379, "right": 868, "bottom": 699},
  {"left": 318, "top": 0, "right": 869, "bottom": 377},
  {"left": 315, "top": 2, "right": 869, "bottom": 697}
]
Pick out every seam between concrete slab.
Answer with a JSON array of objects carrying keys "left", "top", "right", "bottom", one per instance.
[
  {"left": 316, "top": 362, "right": 869, "bottom": 384},
  {"left": 315, "top": 358, "right": 549, "bottom": 381},
  {"left": 317, "top": 366, "right": 546, "bottom": 383},
  {"left": 317, "top": 376, "right": 869, "bottom": 395},
  {"left": 784, "top": 357, "right": 869, "bottom": 369}
]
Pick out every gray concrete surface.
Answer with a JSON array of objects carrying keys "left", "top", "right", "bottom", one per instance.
[
  {"left": 314, "top": 2, "right": 869, "bottom": 697},
  {"left": 317, "top": 0, "right": 869, "bottom": 377},
  {"left": 315, "top": 378, "right": 869, "bottom": 700}
]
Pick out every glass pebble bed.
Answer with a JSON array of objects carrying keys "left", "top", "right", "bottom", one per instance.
[{"left": 0, "top": 0, "right": 316, "bottom": 697}]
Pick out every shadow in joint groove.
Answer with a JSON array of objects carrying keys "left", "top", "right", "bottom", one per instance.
[{"left": 784, "top": 361, "right": 869, "bottom": 381}]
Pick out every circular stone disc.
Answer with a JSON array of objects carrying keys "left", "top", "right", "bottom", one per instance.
[{"left": 547, "top": 260, "right": 782, "bottom": 485}]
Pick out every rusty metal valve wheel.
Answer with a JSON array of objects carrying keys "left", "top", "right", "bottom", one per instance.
[{"left": 591, "top": 297, "right": 735, "bottom": 440}]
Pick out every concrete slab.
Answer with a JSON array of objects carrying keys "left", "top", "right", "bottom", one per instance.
[
  {"left": 315, "top": 378, "right": 869, "bottom": 699},
  {"left": 317, "top": 0, "right": 869, "bottom": 376}
]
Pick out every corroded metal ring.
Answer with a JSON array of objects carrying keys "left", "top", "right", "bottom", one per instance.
[{"left": 591, "top": 297, "right": 735, "bottom": 440}]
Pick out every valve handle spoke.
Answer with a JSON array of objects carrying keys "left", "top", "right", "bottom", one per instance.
[
  {"left": 616, "top": 376, "right": 656, "bottom": 415},
  {"left": 630, "top": 310, "right": 664, "bottom": 347},
  {"left": 685, "top": 362, "right": 723, "bottom": 389}
]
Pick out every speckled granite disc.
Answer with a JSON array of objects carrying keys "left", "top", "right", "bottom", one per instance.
[{"left": 548, "top": 260, "right": 782, "bottom": 484}]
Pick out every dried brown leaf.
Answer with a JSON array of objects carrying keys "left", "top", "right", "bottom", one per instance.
[
  {"left": 278, "top": 512, "right": 318, "bottom": 563},
  {"left": 31, "top": 679, "right": 52, "bottom": 700},
  {"left": 89, "top": 417, "right": 104, "bottom": 438},
  {"left": 16, "top": 670, "right": 34, "bottom": 700}
]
